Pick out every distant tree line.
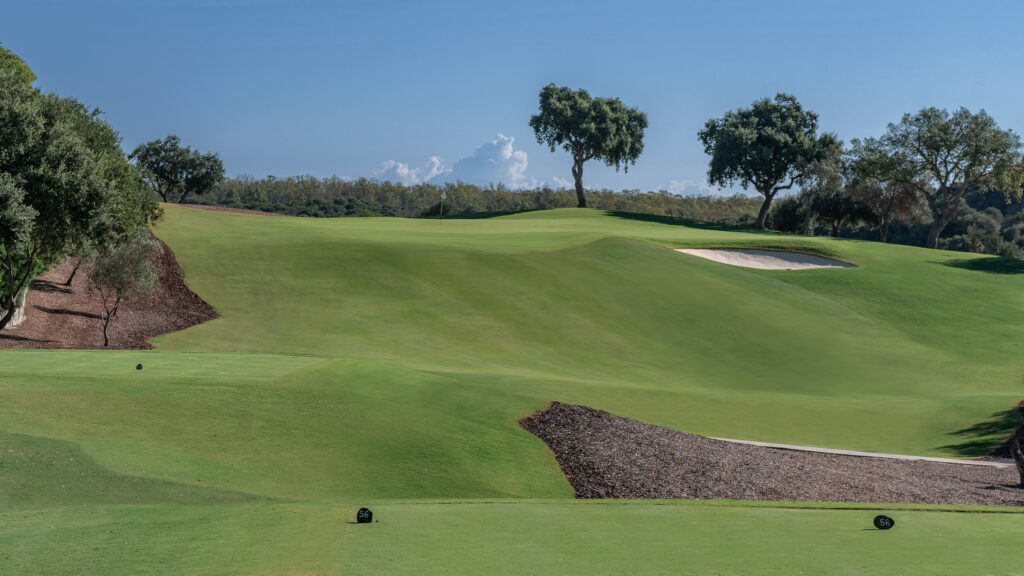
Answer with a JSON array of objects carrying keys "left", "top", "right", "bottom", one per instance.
[
  {"left": 696, "top": 93, "right": 1024, "bottom": 257},
  {"left": 191, "top": 176, "right": 764, "bottom": 224},
  {"left": 771, "top": 181, "right": 1024, "bottom": 257},
  {"left": 760, "top": 106, "right": 1024, "bottom": 258},
  {"left": 119, "top": 79, "right": 1024, "bottom": 259}
]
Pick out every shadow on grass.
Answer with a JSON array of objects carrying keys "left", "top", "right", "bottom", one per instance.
[
  {"left": 441, "top": 208, "right": 548, "bottom": 219},
  {"left": 0, "top": 431, "right": 266, "bottom": 507},
  {"left": 606, "top": 211, "right": 853, "bottom": 260},
  {"left": 939, "top": 407, "right": 1022, "bottom": 457},
  {"left": 605, "top": 210, "right": 760, "bottom": 232},
  {"left": 942, "top": 257, "right": 1024, "bottom": 275}
]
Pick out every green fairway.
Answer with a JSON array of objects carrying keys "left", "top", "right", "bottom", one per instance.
[
  {"left": 151, "top": 205, "right": 1024, "bottom": 456},
  {"left": 0, "top": 350, "right": 322, "bottom": 379},
  {"left": 2, "top": 205, "right": 1022, "bottom": 573},
  {"left": 3, "top": 501, "right": 1022, "bottom": 575}
]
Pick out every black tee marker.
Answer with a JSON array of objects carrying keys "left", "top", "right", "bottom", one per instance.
[
  {"left": 357, "top": 508, "right": 373, "bottom": 523},
  {"left": 873, "top": 515, "right": 894, "bottom": 530},
  {"left": 136, "top": 364, "right": 143, "bottom": 370}
]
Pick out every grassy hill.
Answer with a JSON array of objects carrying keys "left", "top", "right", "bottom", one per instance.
[{"left": 1, "top": 206, "right": 1022, "bottom": 574}]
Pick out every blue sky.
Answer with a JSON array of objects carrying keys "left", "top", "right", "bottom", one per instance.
[{"left": 5, "top": 0, "right": 1024, "bottom": 193}]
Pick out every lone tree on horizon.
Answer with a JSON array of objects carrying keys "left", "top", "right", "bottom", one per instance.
[
  {"left": 529, "top": 84, "right": 647, "bottom": 208},
  {"left": 699, "top": 93, "right": 840, "bottom": 229},
  {"left": 131, "top": 135, "right": 225, "bottom": 204},
  {"left": 847, "top": 107, "right": 1024, "bottom": 249}
]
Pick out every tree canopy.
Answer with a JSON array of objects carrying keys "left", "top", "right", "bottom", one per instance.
[
  {"left": 0, "top": 42, "right": 34, "bottom": 86},
  {"left": 845, "top": 179, "right": 922, "bottom": 243},
  {"left": 529, "top": 84, "right": 647, "bottom": 208},
  {"left": 848, "top": 107, "right": 1024, "bottom": 248},
  {"left": 88, "top": 226, "right": 162, "bottom": 347},
  {"left": 0, "top": 67, "right": 157, "bottom": 329},
  {"left": 699, "top": 93, "right": 840, "bottom": 229},
  {"left": 131, "top": 135, "right": 225, "bottom": 204}
]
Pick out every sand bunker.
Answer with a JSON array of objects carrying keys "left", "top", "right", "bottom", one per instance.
[{"left": 675, "top": 248, "right": 855, "bottom": 270}]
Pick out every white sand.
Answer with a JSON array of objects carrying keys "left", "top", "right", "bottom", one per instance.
[{"left": 675, "top": 248, "right": 856, "bottom": 270}]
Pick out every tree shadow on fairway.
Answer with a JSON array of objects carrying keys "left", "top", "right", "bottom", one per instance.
[
  {"left": 428, "top": 208, "right": 549, "bottom": 219},
  {"left": 605, "top": 210, "right": 757, "bottom": 232},
  {"left": 942, "top": 257, "right": 1024, "bottom": 275},
  {"left": 939, "top": 406, "right": 1022, "bottom": 457}
]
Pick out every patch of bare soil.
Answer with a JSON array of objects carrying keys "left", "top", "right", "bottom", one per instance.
[
  {"left": 520, "top": 402, "right": 1023, "bottom": 506},
  {"left": 180, "top": 204, "right": 286, "bottom": 216},
  {"left": 0, "top": 239, "right": 217, "bottom": 350}
]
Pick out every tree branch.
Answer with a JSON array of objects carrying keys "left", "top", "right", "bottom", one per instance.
[
  {"left": 772, "top": 176, "right": 798, "bottom": 195},
  {"left": 910, "top": 142, "right": 943, "bottom": 186}
]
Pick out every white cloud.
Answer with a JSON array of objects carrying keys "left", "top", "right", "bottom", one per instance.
[
  {"left": 551, "top": 176, "right": 572, "bottom": 190},
  {"left": 374, "top": 134, "right": 575, "bottom": 190},
  {"left": 433, "top": 134, "right": 532, "bottom": 189},
  {"left": 664, "top": 179, "right": 719, "bottom": 196},
  {"left": 373, "top": 156, "right": 448, "bottom": 186}
]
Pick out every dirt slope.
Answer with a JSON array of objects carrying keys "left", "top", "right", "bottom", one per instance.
[{"left": 0, "top": 240, "right": 217, "bottom": 350}]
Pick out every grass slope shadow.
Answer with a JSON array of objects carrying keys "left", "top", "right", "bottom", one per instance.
[
  {"left": 942, "top": 257, "right": 1024, "bottom": 275},
  {"left": 0, "top": 432, "right": 266, "bottom": 507},
  {"left": 435, "top": 208, "right": 548, "bottom": 219},
  {"left": 605, "top": 210, "right": 755, "bottom": 232},
  {"left": 939, "top": 405, "right": 1023, "bottom": 457}
]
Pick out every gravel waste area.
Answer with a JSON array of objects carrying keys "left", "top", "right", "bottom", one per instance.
[
  {"left": 520, "top": 402, "right": 1023, "bottom": 506},
  {"left": 0, "top": 237, "right": 217, "bottom": 350}
]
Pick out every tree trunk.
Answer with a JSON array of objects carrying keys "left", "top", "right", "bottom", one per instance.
[
  {"left": 925, "top": 189, "right": 965, "bottom": 249},
  {"left": 755, "top": 194, "right": 773, "bottom": 229},
  {"left": 831, "top": 221, "right": 840, "bottom": 237},
  {"left": 926, "top": 220, "right": 945, "bottom": 249},
  {"left": 0, "top": 272, "right": 15, "bottom": 330},
  {"left": 0, "top": 301, "right": 17, "bottom": 331},
  {"left": 65, "top": 258, "right": 81, "bottom": 286},
  {"left": 1011, "top": 435, "right": 1024, "bottom": 487},
  {"left": 0, "top": 248, "right": 36, "bottom": 331},
  {"left": 880, "top": 219, "right": 889, "bottom": 243},
  {"left": 0, "top": 286, "right": 27, "bottom": 331},
  {"left": 571, "top": 160, "right": 587, "bottom": 208},
  {"left": 801, "top": 196, "right": 814, "bottom": 235},
  {"left": 101, "top": 296, "right": 121, "bottom": 347}
]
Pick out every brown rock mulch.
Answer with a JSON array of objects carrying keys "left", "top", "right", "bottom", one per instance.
[
  {"left": 0, "top": 239, "right": 217, "bottom": 350},
  {"left": 520, "top": 402, "right": 1024, "bottom": 506}
]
